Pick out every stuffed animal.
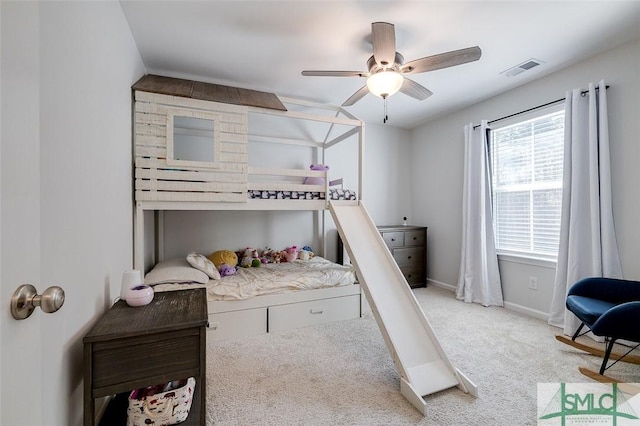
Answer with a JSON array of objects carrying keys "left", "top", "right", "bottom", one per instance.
[
  {"left": 262, "top": 249, "right": 282, "bottom": 263},
  {"left": 219, "top": 263, "right": 237, "bottom": 277},
  {"left": 303, "top": 164, "right": 329, "bottom": 185},
  {"left": 260, "top": 247, "right": 274, "bottom": 264},
  {"left": 261, "top": 247, "right": 273, "bottom": 264},
  {"left": 299, "top": 246, "right": 314, "bottom": 261},
  {"left": 240, "top": 248, "right": 261, "bottom": 268},
  {"left": 284, "top": 246, "right": 299, "bottom": 262},
  {"left": 261, "top": 247, "right": 283, "bottom": 263},
  {"left": 209, "top": 250, "right": 238, "bottom": 269},
  {"left": 240, "top": 248, "right": 252, "bottom": 268}
]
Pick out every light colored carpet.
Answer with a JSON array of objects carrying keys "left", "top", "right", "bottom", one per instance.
[{"left": 206, "top": 286, "right": 639, "bottom": 425}]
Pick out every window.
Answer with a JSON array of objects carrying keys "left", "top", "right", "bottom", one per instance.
[
  {"left": 490, "top": 106, "right": 564, "bottom": 260},
  {"left": 166, "top": 108, "right": 221, "bottom": 169}
]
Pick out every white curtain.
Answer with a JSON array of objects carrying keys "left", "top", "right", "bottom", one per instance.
[
  {"left": 456, "top": 121, "right": 503, "bottom": 307},
  {"left": 548, "top": 80, "right": 623, "bottom": 334}
]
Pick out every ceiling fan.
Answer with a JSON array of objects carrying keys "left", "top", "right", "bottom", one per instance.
[{"left": 302, "top": 22, "right": 482, "bottom": 107}]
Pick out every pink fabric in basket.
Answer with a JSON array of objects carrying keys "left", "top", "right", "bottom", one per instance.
[{"left": 127, "top": 377, "right": 195, "bottom": 426}]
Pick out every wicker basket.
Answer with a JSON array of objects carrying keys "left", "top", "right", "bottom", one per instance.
[{"left": 127, "top": 377, "right": 195, "bottom": 426}]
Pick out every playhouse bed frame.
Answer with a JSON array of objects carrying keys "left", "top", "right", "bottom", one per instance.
[{"left": 132, "top": 75, "right": 365, "bottom": 341}]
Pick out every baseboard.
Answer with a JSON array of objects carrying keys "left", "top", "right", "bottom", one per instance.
[
  {"left": 503, "top": 301, "right": 549, "bottom": 321},
  {"left": 425, "top": 278, "right": 550, "bottom": 321},
  {"left": 426, "top": 278, "right": 456, "bottom": 292}
]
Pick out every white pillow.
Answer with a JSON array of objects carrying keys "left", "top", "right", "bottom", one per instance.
[
  {"left": 187, "top": 252, "right": 221, "bottom": 280},
  {"left": 144, "top": 258, "right": 209, "bottom": 285}
]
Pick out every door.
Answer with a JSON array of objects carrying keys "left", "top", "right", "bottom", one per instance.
[{"left": 1, "top": 3, "right": 44, "bottom": 425}]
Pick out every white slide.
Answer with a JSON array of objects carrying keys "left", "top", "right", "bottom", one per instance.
[{"left": 330, "top": 201, "right": 478, "bottom": 415}]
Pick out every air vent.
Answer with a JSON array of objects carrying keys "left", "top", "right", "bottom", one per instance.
[{"left": 501, "top": 58, "right": 544, "bottom": 77}]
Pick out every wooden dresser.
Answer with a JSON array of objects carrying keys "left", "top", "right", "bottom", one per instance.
[
  {"left": 377, "top": 225, "right": 427, "bottom": 288},
  {"left": 83, "top": 288, "right": 207, "bottom": 426}
]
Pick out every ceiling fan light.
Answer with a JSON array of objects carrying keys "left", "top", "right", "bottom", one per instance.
[{"left": 366, "top": 71, "right": 404, "bottom": 99}]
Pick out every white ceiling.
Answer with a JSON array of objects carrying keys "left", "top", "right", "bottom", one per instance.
[{"left": 119, "top": 1, "right": 640, "bottom": 129}]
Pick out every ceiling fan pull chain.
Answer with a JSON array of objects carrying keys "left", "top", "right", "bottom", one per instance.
[{"left": 383, "top": 97, "right": 389, "bottom": 124}]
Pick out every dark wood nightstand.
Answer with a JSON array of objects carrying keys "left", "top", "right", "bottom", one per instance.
[
  {"left": 377, "top": 225, "right": 427, "bottom": 288},
  {"left": 83, "top": 288, "right": 207, "bottom": 426}
]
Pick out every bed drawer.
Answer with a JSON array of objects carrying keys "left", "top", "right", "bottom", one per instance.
[
  {"left": 268, "top": 295, "right": 360, "bottom": 333},
  {"left": 208, "top": 308, "right": 267, "bottom": 341}
]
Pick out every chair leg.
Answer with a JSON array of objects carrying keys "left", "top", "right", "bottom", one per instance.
[
  {"left": 600, "top": 338, "right": 617, "bottom": 375},
  {"left": 571, "top": 323, "right": 585, "bottom": 341}
]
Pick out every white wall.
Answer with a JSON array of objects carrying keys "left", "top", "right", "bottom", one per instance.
[
  {"left": 163, "top": 210, "right": 324, "bottom": 259},
  {"left": 163, "top": 122, "right": 412, "bottom": 262},
  {"left": 1, "top": 3, "right": 42, "bottom": 424},
  {"left": 2, "top": 1, "right": 145, "bottom": 424},
  {"left": 361, "top": 123, "right": 413, "bottom": 226},
  {"left": 410, "top": 39, "right": 640, "bottom": 316}
]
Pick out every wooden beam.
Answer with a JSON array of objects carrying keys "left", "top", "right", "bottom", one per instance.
[
  {"left": 237, "top": 87, "right": 286, "bottom": 111},
  {"left": 192, "top": 82, "right": 242, "bottom": 105},
  {"left": 132, "top": 74, "right": 194, "bottom": 98},
  {"left": 133, "top": 74, "right": 286, "bottom": 111}
]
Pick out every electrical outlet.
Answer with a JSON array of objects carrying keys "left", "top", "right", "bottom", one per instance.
[{"left": 529, "top": 276, "right": 538, "bottom": 290}]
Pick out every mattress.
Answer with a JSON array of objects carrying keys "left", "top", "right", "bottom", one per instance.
[
  {"left": 248, "top": 188, "right": 357, "bottom": 201},
  {"left": 152, "top": 256, "right": 356, "bottom": 301}
]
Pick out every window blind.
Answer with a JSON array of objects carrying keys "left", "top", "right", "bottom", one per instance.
[{"left": 490, "top": 109, "right": 564, "bottom": 258}]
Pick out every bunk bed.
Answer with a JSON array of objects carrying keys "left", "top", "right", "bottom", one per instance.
[{"left": 132, "top": 75, "right": 365, "bottom": 341}]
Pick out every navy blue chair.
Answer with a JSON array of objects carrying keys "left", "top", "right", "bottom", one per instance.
[{"left": 563, "top": 277, "right": 640, "bottom": 378}]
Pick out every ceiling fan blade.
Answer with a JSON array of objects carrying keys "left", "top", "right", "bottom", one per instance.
[
  {"left": 399, "top": 78, "right": 433, "bottom": 100},
  {"left": 401, "top": 46, "right": 482, "bottom": 74},
  {"left": 302, "top": 70, "right": 368, "bottom": 77},
  {"left": 371, "top": 22, "right": 396, "bottom": 67},
  {"left": 342, "top": 85, "right": 370, "bottom": 106}
]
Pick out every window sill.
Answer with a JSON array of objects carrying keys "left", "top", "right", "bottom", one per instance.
[{"left": 497, "top": 253, "right": 557, "bottom": 270}]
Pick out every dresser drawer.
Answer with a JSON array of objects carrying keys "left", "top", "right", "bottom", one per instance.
[
  {"left": 404, "top": 230, "right": 425, "bottom": 247},
  {"left": 208, "top": 308, "right": 267, "bottom": 341},
  {"left": 377, "top": 225, "right": 428, "bottom": 288},
  {"left": 92, "top": 328, "right": 200, "bottom": 395},
  {"left": 393, "top": 247, "right": 424, "bottom": 267},
  {"left": 400, "top": 266, "right": 425, "bottom": 286},
  {"left": 381, "top": 231, "right": 404, "bottom": 248},
  {"left": 268, "top": 295, "right": 360, "bottom": 333}
]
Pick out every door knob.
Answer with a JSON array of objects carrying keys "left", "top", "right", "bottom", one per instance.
[{"left": 10, "top": 284, "right": 65, "bottom": 320}]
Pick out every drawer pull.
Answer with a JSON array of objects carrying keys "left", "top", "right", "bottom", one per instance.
[
  {"left": 210, "top": 321, "right": 220, "bottom": 330},
  {"left": 391, "top": 238, "right": 396, "bottom": 242},
  {"left": 407, "top": 256, "right": 412, "bottom": 259},
  {"left": 413, "top": 237, "right": 417, "bottom": 241},
  {"left": 310, "top": 307, "right": 324, "bottom": 314}
]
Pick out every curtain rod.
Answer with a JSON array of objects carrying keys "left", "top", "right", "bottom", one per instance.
[{"left": 472, "top": 85, "right": 609, "bottom": 129}]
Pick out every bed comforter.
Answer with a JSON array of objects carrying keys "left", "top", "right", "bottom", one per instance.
[{"left": 152, "top": 256, "right": 356, "bottom": 301}]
